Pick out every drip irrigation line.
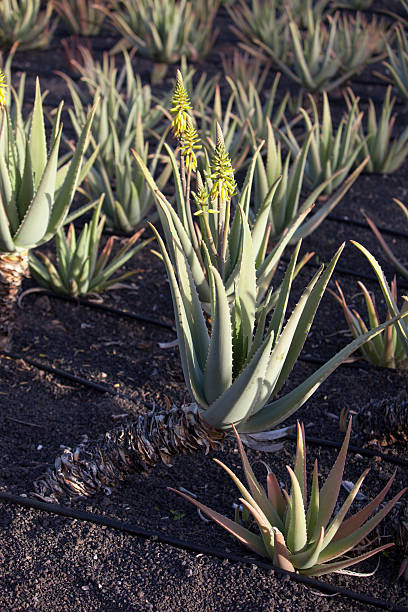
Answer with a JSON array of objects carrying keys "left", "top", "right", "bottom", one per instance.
[
  {"left": 285, "top": 433, "right": 408, "bottom": 468},
  {"left": 282, "top": 256, "right": 408, "bottom": 289},
  {"left": 1, "top": 351, "right": 138, "bottom": 404},
  {"left": 3, "top": 350, "right": 407, "bottom": 468},
  {"left": 299, "top": 354, "right": 360, "bottom": 368},
  {"left": 327, "top": 214, "right": 408, "bottom": 241},
  {"left": 0, "top": 491, "right": 405, "bottom": 611},
  {"left": 24, "top": 290, "right": 175, "bottom": 331}
]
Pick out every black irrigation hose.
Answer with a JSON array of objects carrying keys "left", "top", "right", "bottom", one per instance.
[
  {"left": 327, "top": 214, "right": 408, "bottom": 241},
  {"left": 284, "top": 433, "right": 408, "bottom": 468},
  {"left": 0, "top": 491, "right": 406, "bottom": 612},
  {"left": 2, "top": 351, "right": 407, "bottom": 468},
  {"left": 1, "top": 351, "right": 139, "bottom": 404},
  {"left": 27, "top": 290, "right": 175, "bottom": 331},
  {"left": 285, "top": 257, "right": 408, "bottom": 289},
  {"left": 299, "top": 354, "right": 361, "bottom": 368}
]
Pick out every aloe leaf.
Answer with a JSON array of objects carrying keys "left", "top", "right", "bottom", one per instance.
[
  {"left": 15, "top": 138, "right": 34, "bottom": 224},
  {"left": 44, "top": 100, "right": 98, "bottom": 242},
  {"left": 294, "top": 422, "right": 306, "bottom": 501},
  {"left": 239, "top": 313, "right": 408, "bottom": 433},
  {"left": 291, "top": 527, "right": 325, "bottom": 570},
  {"left": 149, "top": 223, "right": 207, "bottom": 408},
  {"left": 306, "top": 460, "right": 320, "bottom": 538},
  {"left": 267, "top": 472, "right": 287, "bottom": 520},
  {"left": 333, "top": 471, "right": 397, "bottom": 542},
  {"left": 239, "top": 497, "right": 275, "bottom": 558},
  {"left": 169, "top": 488, "right": 267, "bottom": 557},
  {"left": 302, "top": 543, "right": 394, "bottom": 577},
  {"left": 203, "top": 266, "right": 233, "bottom": 404},
  {"left": 202, "top": 330, "right": 274, "bottom": 430},
  {"left": 233, "top": 425, "right": 285, "bottom": 531},
  {"left": 28, "top": 78, "right": 47, "bottom": 191},
  {"left": 273, "top": 529, "right": 295, "bottom": 572},
  {"left": 351, "top": 241, "right": 408, "bottom": 353},
  {"left": 0, "top": 192, "right": 15, "bottom": 252},
  {"left": 236, "top": 206, "right": 256, "bottom": 352},
  {"left": 286, "top": 466, "right": 307, "bottom": 554},
  {"left": 322, "top": 468, "right": 370, "bottom": 549},
  {"left": 14, "top": 125, "right": 63, "bottom": 248}
]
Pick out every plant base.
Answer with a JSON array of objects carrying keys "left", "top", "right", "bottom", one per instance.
[
  {"left": 0, "top": 250, "right": 29, "bottom": 351},
  {"left": 33, "top": 403, "right": 225, "bottom": 503}
]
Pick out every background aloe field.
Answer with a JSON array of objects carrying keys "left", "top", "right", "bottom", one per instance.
[{"left": 0, "top": 1, "right": 408, "bottom": 610}]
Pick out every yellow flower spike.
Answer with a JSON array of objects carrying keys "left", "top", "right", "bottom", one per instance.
[
  {"left": 210, "top": 122, "right": 236, "bottom": 204},
  {"left": 0, "top": 70, "right": 8, "bottom": 108},
  {"left": 170, "top": 69, "right": 192, "bottom": 138},
  {"left": 192, "top": 171, "right": 218, "bottom": 216},
  {"left": 181, "top": 116, "right": 201, "bottom": 172}
]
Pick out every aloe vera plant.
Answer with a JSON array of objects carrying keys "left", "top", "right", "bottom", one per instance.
[
  {"left": 345, "top": 87, "right": 408, "bottom": 173},
  {"left": 256, "top": 13, "right": 382, "bottom": 94},
  {"left": 378, "top": 23, "right": 408, "bottom": 102},
  {"left": 227, "top": 0, "right": 290, "bottom": 66},
  {"left": 0, "top": 77, "right": 97, "bottom": 348},
  {"left": 365, "top": 199, "right": 408, "bottom": 280},
  {"left": 29, "top": 196, "right": 152, "bottom": 297},
  {"left": 60, "top": 52, "right": 169, "bottom": 232},
  {"left": 332, "top": 13, "right": 389, "bottom": 75},
  {"left": 281, "top": 91, "right": 366, "bottom": 195},
  {"left": 330, "top": 279, "right": 408, "bottom": 369},
  {"left": 100, "top": 0, "right": 219, "bottom": 81},
  {"left": 226, "top": 73, "right": 288, "bottom": 143},
  {"left": 53, "top": 0, "right": 107, "bottom": 36},
  {"left": 330, "top": 243, "right": 408, "bottom": 369},
  {"left": 253, "top": 118, "right": 366, "bottom": 241},
  {"left": 0, "top": 0, "right": 57, "bottom": 51},
  {"left": 172, "top": 421, "right": 405, "bottom": 576}
]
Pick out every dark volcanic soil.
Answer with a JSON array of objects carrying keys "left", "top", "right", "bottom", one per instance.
[{"left": 0, "top": 3, "right": 408, "bottom": 611}]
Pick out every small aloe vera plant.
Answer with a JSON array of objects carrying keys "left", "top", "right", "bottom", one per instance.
[
  {"left": 378, "top": 23, "right": 408, "bottom": 103},
  {"left": 365, "top": 199, "right": 408, "bottom": 280},
  {"left": 345, "top": 87, "right": 408, "bottom": 174},
  {"left": 281, "top": 91, "right": 367, "bottom": 195},
  {"left": 253, "top": 118, "right": 365, "bottom": 242},
  {"left": 0, "top": 0, "right": 57, "bottom": 51},
  {"left": 29, "top": 196, "right": 152, "bottom": 297},
  {"left": 172, "top": 420, "right": 406, "bottom": 576},
  {"left": 330, "top": 243, "right": 408, "bottom": 369},
  {"left": 0, "top": 75, "right": 97, "bottom": 348}
]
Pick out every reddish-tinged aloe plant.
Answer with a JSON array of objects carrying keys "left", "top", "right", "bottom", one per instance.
[{"left": 171, "top": 420, "right": 406, "bottom": 576}]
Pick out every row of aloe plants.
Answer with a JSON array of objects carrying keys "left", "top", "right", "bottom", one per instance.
[
  {"left": 0, "top": 5, "right": 407, "bottom": 583},
  {"left": 2, "top": 0, "right": 408, "bottom": 90},
  {"left": 0, "top": 66, "right": 400, "bottom": 581}
]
